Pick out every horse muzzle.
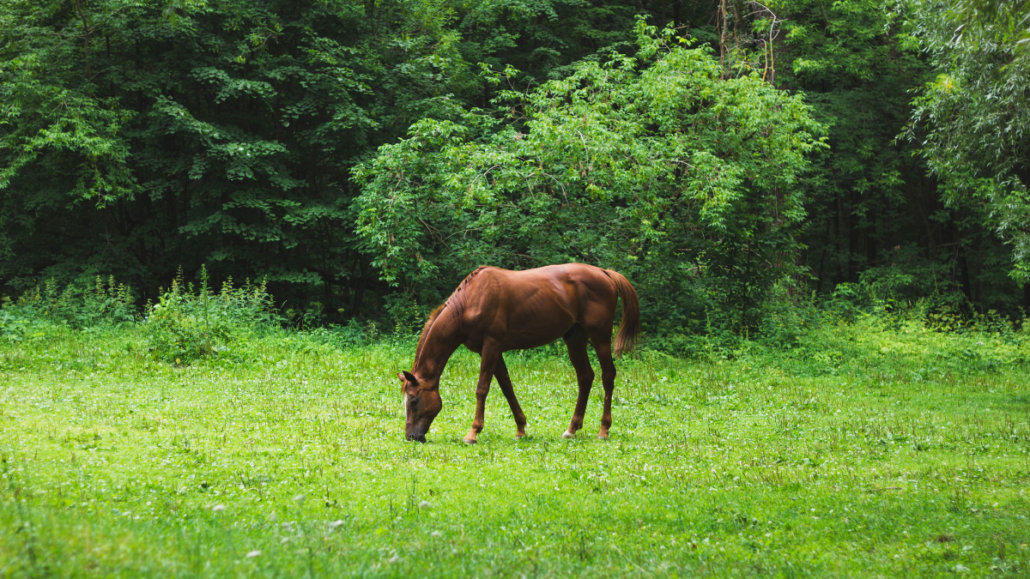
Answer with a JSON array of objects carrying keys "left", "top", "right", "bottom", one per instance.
[{"left": 406, "top": 433, "right": 427, "bottom": 443}]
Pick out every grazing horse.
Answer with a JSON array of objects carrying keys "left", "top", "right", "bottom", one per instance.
[{"left": 398, "top": 263, "right": 640, "bottom": 444}]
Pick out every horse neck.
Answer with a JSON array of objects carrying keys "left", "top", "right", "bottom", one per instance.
[{"left": 413, "top": 306, "right": 463, "bottom": 382}]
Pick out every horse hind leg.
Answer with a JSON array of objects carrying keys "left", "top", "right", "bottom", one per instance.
[
  {"left": 494, "top": 355, "right": 527, "bottom": 439},
  {"left": 562, "top": 326, "right": 594, "bottom": 439},
  {"left": 589, "top": 334, "right": 617, "bottom": 440}
]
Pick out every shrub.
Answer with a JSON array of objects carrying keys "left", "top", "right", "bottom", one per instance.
[{"left": 142, "top": 267, "right": 280, "bottom": 364}]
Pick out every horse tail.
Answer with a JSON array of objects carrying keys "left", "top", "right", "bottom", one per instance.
[{"left": 607, "top": 269, "right": 641, "bottom": 358}]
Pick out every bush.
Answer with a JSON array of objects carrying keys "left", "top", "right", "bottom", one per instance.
[
  {"left": 636, "top": 273, "right": 1029, "bottom": 378},
  {"left": 142, "top": 267, "right": 280, "bottom": 364},
  {"left": 0, "top": 276, "right": 135, "bottom": 342}
]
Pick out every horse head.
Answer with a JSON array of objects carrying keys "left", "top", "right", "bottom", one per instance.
[{"left": 398, "top": 370, "right": 441, "bottom": 442}]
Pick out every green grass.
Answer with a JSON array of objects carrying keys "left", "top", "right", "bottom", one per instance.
[{"left": 1, "top": 323, "right": 1029, "bottom": 578}]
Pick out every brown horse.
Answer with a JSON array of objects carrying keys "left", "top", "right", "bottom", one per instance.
[{"left": 398, "top": 263, "right": 640, "bottom": 443}]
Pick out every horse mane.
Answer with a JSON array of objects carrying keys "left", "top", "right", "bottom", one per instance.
[
  {"left": 413, "top": 266, "right": 490, "bottom": 368},
  {"left": 414, "top": 304, "right": 446, "bottom": 364}
]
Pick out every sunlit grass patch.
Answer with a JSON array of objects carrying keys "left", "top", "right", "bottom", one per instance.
[{"left": 1, "top": 325, "right": 1029, "bottom": 577}]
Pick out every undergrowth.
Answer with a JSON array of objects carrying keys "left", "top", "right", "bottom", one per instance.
[
  {"left": 0, "top": 276, "right": 134, "bottom": 342},
  {"left": 141, "top": 267, "right": 281, "bottom": 364},
  {"left": 1, "top": 272, "right": 1026, "bottom": 374}
]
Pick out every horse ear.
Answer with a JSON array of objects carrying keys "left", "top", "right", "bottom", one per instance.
[
  {"left": 397, "top": 372, "right": 407, "bottom": 383},
  {"left": 402, "top": 371, "right": 418, "bottom": 384}
]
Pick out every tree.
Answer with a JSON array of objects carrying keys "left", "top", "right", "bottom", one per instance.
[
  {"left": 354, "top": 22, "right": 824, "bottom": 332},
  {"left": 908, "top": 0, "right": 1030, "bottom": 284}
]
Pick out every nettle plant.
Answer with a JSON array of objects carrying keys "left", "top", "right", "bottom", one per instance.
[
  {"left": 354, "top": 22, "right": 825, "bottom": 333},
  {"left": 0, "top": 276, "right": 135, "bottom": 341},
  {"left": 143, "top": 267, "right": 279, "bottom": 364}
]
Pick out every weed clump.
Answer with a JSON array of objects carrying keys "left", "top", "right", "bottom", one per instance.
[
  {"left": 142, "top": 267, "right": 280, "bottom": 364},
  {"left": 0, "top": 276, "right": 135, "bottom": 342}
]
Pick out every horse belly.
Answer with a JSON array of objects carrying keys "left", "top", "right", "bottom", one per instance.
[
  {"left": 501, "top": 307, "right": 576, "bottom": 351},
  {"left": 503, "top": 331, "right": 566, "bottom": 351}
]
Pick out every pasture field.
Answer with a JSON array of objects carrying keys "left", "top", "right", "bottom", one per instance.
[{"left": 1, "top": 322, "right": 1029, "bottom": 578}]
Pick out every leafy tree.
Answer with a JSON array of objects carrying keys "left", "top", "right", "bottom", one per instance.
[
  {"left": 907, "top": 0, "right": 1030, "bottom": 284},
  {"left": 742, "top": 0, "right": 1026, "bottom": 316},
  {"left": 767, "top": 0, "right": 939, "bottom": 295},
  {"left": 355, "top": 23, "right": 824, "bottom": 332}
]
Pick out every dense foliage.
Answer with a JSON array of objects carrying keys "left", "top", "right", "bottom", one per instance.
[
  {"left": 907, "top": 0, "right": 1030, "bottom": 284},
  {"left": 0, "top": 275, "right": 135, "bottom": 339},
  {"left": 0, "top": 0, "right": 641, "bottom": 309},
  {"left": 1, "top": 0, "right": 1027, "bottom": 341},
  {"left": 355, "top": 24, "right": 822, "bottom": 332}
]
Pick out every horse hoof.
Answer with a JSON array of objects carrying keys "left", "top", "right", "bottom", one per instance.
[
  {"left": 515, "top": 432, "right": 527, "bottom": 439},
  {"left": 597, "top": 433, "right": 609, "bottom": 440},
  {"left": 562, "top": 430, "right": 575, "bottom": 439},
  {"left": 463, "top": 437, "right": 477, "bottom": 445}
]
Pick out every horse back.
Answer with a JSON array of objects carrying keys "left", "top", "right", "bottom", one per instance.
[{"left": 457, "top": 264, "right": 618, "bottom": 350}]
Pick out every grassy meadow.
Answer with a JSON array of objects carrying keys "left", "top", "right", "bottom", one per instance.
[{"left": 1, "top": 316, "right": 1029, "bottom": 577}]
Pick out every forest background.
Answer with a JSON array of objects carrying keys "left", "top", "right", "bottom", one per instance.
[{"left": 2, "top": 0, "right": 1029, "bottom": 350}]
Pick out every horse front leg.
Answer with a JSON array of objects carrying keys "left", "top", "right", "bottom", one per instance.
[
  {"left": 464, "top": 341, "right": 501, "bottom": 445},
  {"left": 494, "top": 355, "right": 527, "bottom": 438}
]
